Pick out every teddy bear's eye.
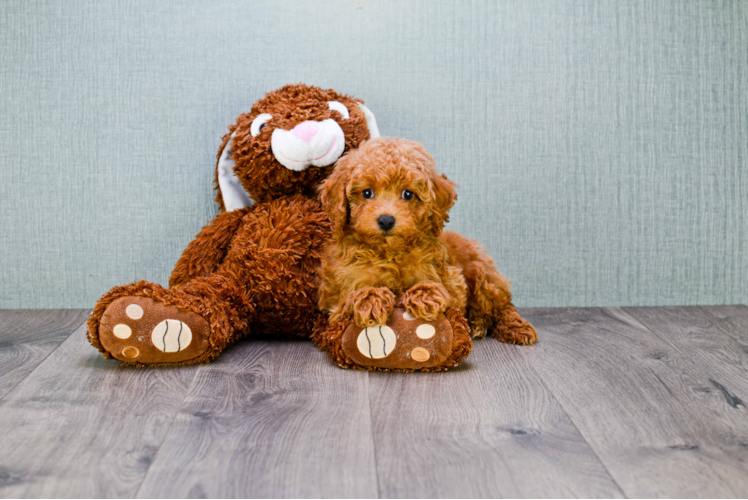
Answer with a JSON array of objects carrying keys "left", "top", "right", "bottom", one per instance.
[
  {"left": 362, "top": 189, "right": 374, "bottom": 199},
  {"left": 250, "top": 113, "right": 272, "bottom": 137},
  {"left": 402, "top": 189, "right": 414, "bottom": 201},
  {"left": 328, "top": 101, "right": 350, "bottom": 120}
]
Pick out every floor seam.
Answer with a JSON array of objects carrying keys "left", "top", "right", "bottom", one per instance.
[
  {"left": 0, "top": 310, "right": 90, "bottom": 403},
  {"left": 132, "top": 364, "right": 203, "bottom": 499},
  {"left": 365, "top": 371, "right": 383, "bottom": 499},
  {"left": 521, "top": 308, "right": 629, "bottom": 499},
  {"left": 532, "top": 368, "right": 628, "bottom": 498}
]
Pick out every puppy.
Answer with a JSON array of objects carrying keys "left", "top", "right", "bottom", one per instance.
[{"left": 317, "top": 137, "right": 537, "bottom": 345}]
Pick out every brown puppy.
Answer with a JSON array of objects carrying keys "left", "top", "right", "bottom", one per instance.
[{"left": 318, "top": 137, "right": 537, "bottom": 344}]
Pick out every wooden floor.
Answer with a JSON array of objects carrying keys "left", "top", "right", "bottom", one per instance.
[{"left": 1, "top": 306, "right": 747, "bottom": 498}]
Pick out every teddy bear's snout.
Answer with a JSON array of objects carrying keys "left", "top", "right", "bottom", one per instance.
[{"left": 271, "top": 119, "right": 346, "bottom": 172}]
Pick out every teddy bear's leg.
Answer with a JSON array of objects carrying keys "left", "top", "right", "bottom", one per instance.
[
  {"left": 89, "top": 269, "right": 255, "bottom": 366},
  {"left": 168, "top": 207, "right": 250, "bottom": 288},
  {"left": 313, "top": 307, "right": 472, "bottom": 372}
]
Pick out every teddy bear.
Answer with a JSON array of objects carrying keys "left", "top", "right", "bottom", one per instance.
[{"left": 87, "top": 84, "right": 382, "bottom": 366}]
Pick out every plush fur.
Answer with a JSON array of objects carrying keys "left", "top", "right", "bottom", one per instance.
[
  {"left": 88, "top": 84, "right": 373, "bottom": 366},
  {"left": 317, "top": 137, "right": 537, "bottom": 344}
]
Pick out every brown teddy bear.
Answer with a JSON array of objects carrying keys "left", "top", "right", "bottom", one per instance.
[{"left": 87, "top": 84, "right": 381, "bottom": 366}]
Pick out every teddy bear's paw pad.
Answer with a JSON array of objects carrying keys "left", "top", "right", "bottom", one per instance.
[
  {"left": 341, "top": 307, "right": 455, "bottom": 370},
  {"left": 151, "top": 319, "right": 193, "bottom": 352},
  {"left": 99, "top": 296, "right": 210, "bottom": 364},
  {"left": 357, "top": 325, "right": 397, "bottom": 359}
]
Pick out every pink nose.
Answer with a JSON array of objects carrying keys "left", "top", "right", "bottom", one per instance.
[{"left": 292, "top": 121, "right": 319, "bottom": 142}]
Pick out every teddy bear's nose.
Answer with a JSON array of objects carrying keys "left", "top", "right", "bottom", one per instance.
[
  {"left": 292, "top": 121, "right": 320, "bottom": 143},
  {"left": 377, "top": 215, "right": 396, "bottom": 231}
]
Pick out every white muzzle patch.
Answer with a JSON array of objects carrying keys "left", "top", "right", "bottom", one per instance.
[{"left": 271, "top": 119, "right": 346, "bottom": 172}]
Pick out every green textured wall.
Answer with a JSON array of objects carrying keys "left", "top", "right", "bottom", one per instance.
[{"left": 1, "top": 0, "right": 746, "bottom": 308}]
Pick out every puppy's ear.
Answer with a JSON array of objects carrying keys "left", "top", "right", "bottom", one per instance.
[
  {"left": 318, "top": 154, "right": 355, "bottom": 237},
  {"left": 430, "top": 172, "right": 458, "bottom": 234}
]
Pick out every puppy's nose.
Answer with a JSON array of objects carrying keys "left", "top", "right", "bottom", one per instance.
[
  {"left": 377, "top": 215, "right": 396, "bottom": 231},
  {"left": 291, "top": 121, "right": 319, "bottom": 143}
]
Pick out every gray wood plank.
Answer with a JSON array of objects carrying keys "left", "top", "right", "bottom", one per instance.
[
  {"left": 624, "top": 305, "right": 748, "bottom": 395},
  {"left": 0, "top": 322, "right": 199, "bottom": 498},
  {"left": 136, "top": 339, "right": 378, "bottom": 499},
  {"left": 520, "top": 307, "right": 748, "bottom": 498},
  {"left": 699, "top": 304, "right": 748, "bottom": 320},
  {"left": 0, "top": 309, "right": 89, "bottom": 400},
  {"left": 368, "top": 334, "right": 624, "bottom": 498}
]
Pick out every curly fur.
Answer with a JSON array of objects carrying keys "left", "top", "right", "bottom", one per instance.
[
  {"left": 317, "top": 137, "right": 537, "bottom": 344},
  {"left": 88, "top": 84, "right": 372, "bottom": 366}
]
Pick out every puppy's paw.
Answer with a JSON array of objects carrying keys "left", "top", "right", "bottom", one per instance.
[
  {"left": 340, "top": 287, "right": 396, "bottom": 328},
  {"left": 492, "top": 309, "right": 538, "bottom": 345},
  {"left": 401, "top": 282, "right": 451, "bottom": 321}
]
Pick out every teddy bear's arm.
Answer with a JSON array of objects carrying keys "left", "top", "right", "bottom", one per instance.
[{"left": 168, "top": 207, "right": 251, "bottom": 288}]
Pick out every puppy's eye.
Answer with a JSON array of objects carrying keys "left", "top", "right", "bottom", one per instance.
[
  {"left": 362, "top": 189, "right": 374, "bottom": 199},
  {"left": 250, "top": 113, "right": 272, "bottom": 137},
  {"left": 402, "top": 189, "right": 414, "bottom": 201},
  {"left": 328, "top": 101, "right": 350, "bottom": 120}
]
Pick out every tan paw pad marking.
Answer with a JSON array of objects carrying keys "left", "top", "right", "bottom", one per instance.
[
  {"left": 411, "top": 347, "right": 430, "bottom": 362},
  {"left": 416, "top": 324, "right": 436, "bottom": 339},
  {"left": 357, "top": 325, "right": 396, "bottom": 359},
  {"left": 125, "top": 304, "right": 144, "bottom": 320},
  {"left": 151, "top": 319, "right": 193, "bottom": 353},
  {"left": 402, "top": 311, "right": 416, "bottom": 321},
  {"left": 122, "top": 346, "right": 139, "bottom": 358},
  {"left": 113, "top": 324, "right": 132, "bottom": 339}
]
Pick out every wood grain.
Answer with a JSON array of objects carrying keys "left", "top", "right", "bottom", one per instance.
[
  {"left": 697, "top": 304, "right": 748, "bottom": 321},
  {"left": 2, "top": 307, "right": 747, "bottom": 498},
  {"left": 0, "top": 322, "right": 198, "bottom": 497},
  {"left": 520, "top": 307, "right": 748, "bottom": 498},
  {"left": 367, "top": 336, "right": 623, "bottom": 498},
  {"left": 136, "top": 338, "right": 378, "bottom": 499},
  {"left": 0, "top": 309, "right": 89, "bottom": 400},
  {"left": 625, "top": 305, "right": 748, "bottom": 387}
]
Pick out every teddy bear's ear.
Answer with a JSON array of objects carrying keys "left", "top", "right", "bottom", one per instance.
[
  {"left": 215, "top": 132, "right": 254, "bottom": 211},
  {"left": 357, "top": 103, "right": 380, "bottom": 139}
]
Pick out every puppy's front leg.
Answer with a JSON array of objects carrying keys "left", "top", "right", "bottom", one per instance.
[
  {"left": 401, "top": 282, "right": 452, "bottom": 321},
  {"left": 335, "top": 287, "right": 396, "bottom": 328}
]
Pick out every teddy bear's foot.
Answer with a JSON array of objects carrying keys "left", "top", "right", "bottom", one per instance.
[
  {"left": 313, "top": 307, "right": 472, "bottom": 372},
  {"left": 98, "top": 296, "right": 211, "bottom": 365}
]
